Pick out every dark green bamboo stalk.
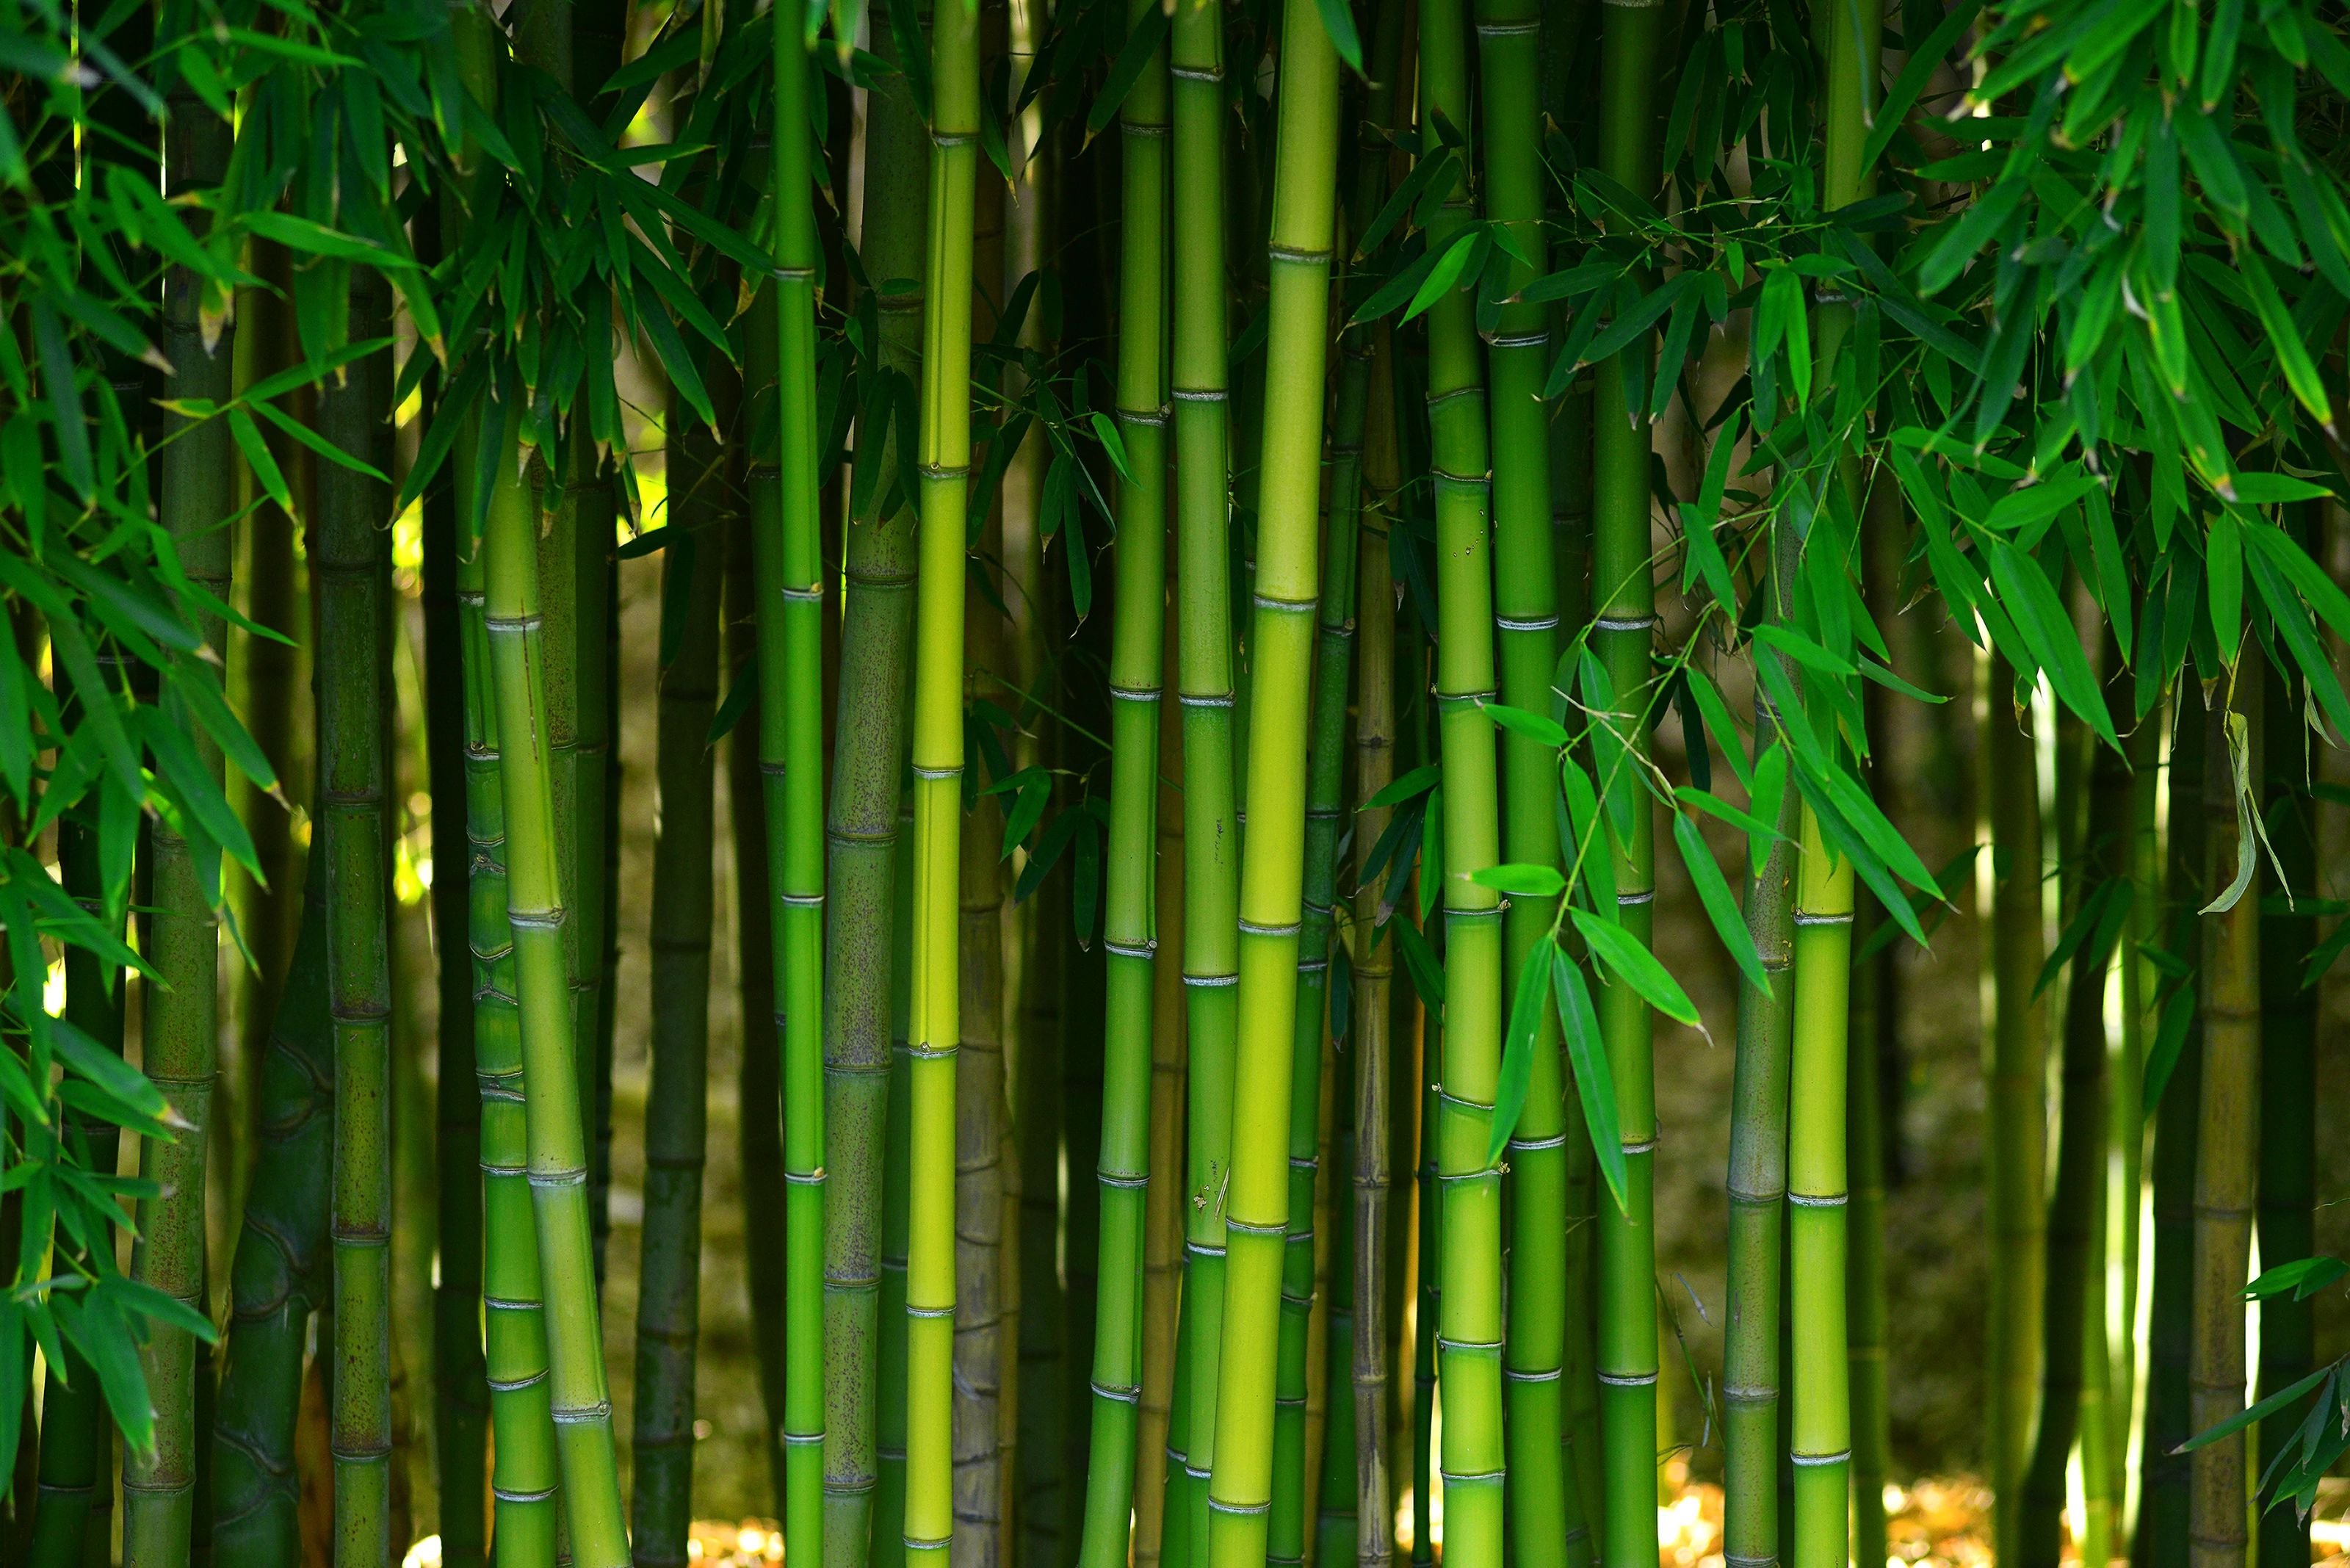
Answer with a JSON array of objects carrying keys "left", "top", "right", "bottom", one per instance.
[
  {"left": 2255, "top": 654, "right": 2315, "bottom": 1568},
  {"left": 2136, "top": 682, "right": 2204, "bottom": 1568},
  {"left": 2189, "top": 664, "right": 2260, "bottom": 1568},
  {"left": 1315, "top": 1046, "right": 1358, "bottom": 1568},
  {"left": 576, "top": 465, "right": 618, "bottom": 1287},
  {"left": 822, "top": 19, "right": 928, "bottom": 1558},
  {"left": 630, "top": 386, "right": 730, "bottom": 1566},
  {"left": 2020, "top": 669, "right": 2131, "bottom": 1568},
  {"left": 481, "top": 410, "right": 630, "bottom": 1564},
  {"left": 33, "top": 820, "right": 134, "bottom": 1568},
  {"left": 1075, "top": 0, "right": 1170, "bottom": 1555},
  {"left": 317, "top": 276, "right": 395, "bottom": 1568},
  {"left": 904, "top": 0, "right": 981, "bottom": 1555},
  {"left": 1201, "top": 3, "right": 1342, "bottom": 1560},
  {"left": 1593, "top": 0, "right": 1664, "bottom": 1556},
  {"left": 1414, "top": 0, "right": 1508, "bottom": 1558},
  {"left": 1171, "top": 0, "right": 1243, "bottom": 1552},
  {"left": 1350, "top": 336, "right": 1400, "bottom": 1568},
  {"left": 1984, "top": 651, "right": 2048, "bottom": 1561},
  {"left": 126, "top": 56, "right": 234, "bottom": 1568},
  {"left": 1136, "top": 615, "right": 1189, "bottom": 1568}
]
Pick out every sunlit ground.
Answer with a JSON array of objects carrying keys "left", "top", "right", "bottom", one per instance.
[{"left": 399, "top": 1475, "right": 2350, "bottom": 1568}]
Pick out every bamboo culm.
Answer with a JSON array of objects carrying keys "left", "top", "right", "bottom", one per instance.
[
  {"left": 1201, "top": 4, "right": 1341, "bottom": 1563},
  {"left": 125, "top": 55, "right": 233, "bottom": 1568},
  {"left": 630, "top": 378, "right": 731, "bottom": 1565},
  {"left": 1075, "top": 0, "right": 1169, "bottom": 1555},
  {"left": 1593, "top": 0, "right": 1664, "bottom": 1557},
  {"left": 904, "top": 0, "right": 980, "bottom": 1555},
  {"left": 319, "top": 272, "right": 397, "bottom": 1568},
  {"left": 821, "top": 13, "right": 928, "bottom": 1558}
]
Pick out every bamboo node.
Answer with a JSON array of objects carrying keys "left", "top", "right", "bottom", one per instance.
[
  {"left": 1171, "top": 387, "right": 1229, "bottom": 403},
  {"left": 1238, "top": 917, "right": 1302, "bottom": 937},
  {"left": 1792, "top": 908, "right": 1853, "bottom": 925},
  {"left": 1790, "top": 1450, "right": 1852, "bottom": 1467},
  {"left": 1254, "top": 591, "right": 1317, "bottom": 613},
  {"left": 1121, "top": 120, "right": 1173, "bottom": 138},
  {"left": 1177, "top": 690, "right": 1235, "bottom": 707},
  {"left": 1182, "top": 971, "right": 1238, "bottom": 987},
  {"left": 1495, "top": 614, "right": 1561, "bottom": 632},
  {"left": 1508, "top": 1132, "right": 1569, "bottom": 1152},
  {"left": 1207, "top": 1497, "right": 1272, "bottom": 1517},
  {"left": 1595, "top": 1370, "right": 1659, "bottom": 1387},
  {"left": 1226, "top": 1215, "right": 1286, "bottom": 1238},
  {"left": 1483, "top": 330, "right": 1550, "bottom": 349},
  {"left": 1090, "top": 1380, "right": 1143, "bottom": 1403},
  {"left": 1788, "top": 1191, "right": 1848, "bottom": 1207},
  {"left": 492, "top": 1484, "right": 560, "bottom": 1503},
  {"left": 1109, "top": 684, "right": 1163, "bottom": 703},
  {"left": 912, "top": 765, "right": 964, "bottom": 780},
  {"left": 1504, "top": 1365, "right": 1564, "bottom": 1381},
  {"left": 1434, "top": 1335, "right": 1504, "bottom": 1354}
]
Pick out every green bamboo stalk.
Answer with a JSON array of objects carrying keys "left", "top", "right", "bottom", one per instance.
[
  {"left": 1171, "top": 0, "right": 1244, "bottom": 1553},
  {"left": 1787, "top": 809, "right": 1854, "bottom": 1568},
  {"left": 764, "top": 24, "right": 833, "bottom": 1568},
  {"left": 1412, "top": 1010, "right": 1438, "bottom": 1568},
  {"left": 630, "top": 383, "right": 731, "bottom": 1566},
  {"left": 904, "top": 0, "right": 981, "bottom": 1556},
  {"left": 2189, "top": 665, "right": 2260, "bottom": 1568},
  {"left": 422, "top": 244, "right": 489, "bottom": 1568},
  {"left": 317, "top": 275, "right": 395, "bottom": 1568},
  {"left": 33, "top": 820, "right": 134, "bottom": 1568},
  {"left": 1984, "top": 650, "right": 2048, "bottom": 1562},
  {"left": 1350, "top": 335, "right": 1400, "bottom": 1568},
  {"left": 480, "top": 408, "right": 630, "bottom": 1565},
  {"left": 1201, "top": 4, "right": 1341, "bottom": 1561},
  {"left": 822, "top": 21, "right": 929, "bottom": 1559},
  {"left": 2255, "top": 652, "right": 2315, "bottom": 1568},
  {"left": 1074, "top": 1, "right": 1171, "bottom": 1556},
  {"left": 1470, "top": 0, "right": 1576, "bottom": 1552},
  {"left": 2020, "top": 667, "right": 2130, "bottom": 1568},
  {"left": 576, "top": 457, "right": 619, "bottom": 1288},
  {"left": 1412, "top": 0, "right": 1508, "bottom": 1558},
  {"left": 126, "top": 55, "right": 234, "bottom": 1568},
  {"left": 1135, "top": 612, "right": 1190, "bottom": 1568},
  {"left": 1593, "top": 0, "right": 1664, "bottom": 1556},
  {"left": 1314, "top": 1052, "right": 1357, "bottom": 1568},
  {"left": 875, "top": 801, "right": 919, "bottom": 1568},
  {"left": 2135, "top": 683, "right": 2204, "bottom": 1568},
  {"left": 460, "top": 429, "right": 558, "bottom": 1568}
]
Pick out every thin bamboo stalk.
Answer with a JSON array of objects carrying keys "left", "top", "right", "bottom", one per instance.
[
  {"left": 2255, "top": 652, "right": 2315, "bottom": 1568},
  {"left": 875, "top": 802, "right": 919, "bottom": 1568},
  {"left": 1787, "top": 806, "right": 1854, "bottom": 1568},
  {"left": 319, "top": 275, "right": 396, "bottom": 1568},
  {"left": 1351, "top": 332, "right": 1400, "bottom": 1568},
  {"left": 2111, "top": 712, "right": 2162, "bottom": 1558},
  {"left": 480, "top": 408, "right": 630, "bottom": 1565},
  {"left": 1075, "top": 0, "right": 1170, "bottom": 1553},
  {"left": 765, "top": 26, "right": 834, "bottom": 1568},
  {"left": 822, "top": 18, "right": 928, "bottom": 1558},
  {"left": 1314, "top": 1044, "right": 1357, "bottom": 1568},
  {"left": 2188, "top": 664, "right": 2260, "bottom": 1568},
  {"left": 2135, "top": 683, "right": 2204, "bottom": 1568},
  {"left": 903, "top": 0, "right": 981, "bottom": 1556},
  {"left": 2020, "top": 659, "right": 2130, "bottom": 1568},
  {"left": 630, "top": 383, "right": 730, "bottom": 1566},
  {"left": 1201, "top": 3, "right": 1342, "bottom": 1560},
  {"left": 1593, "top": 0, "right": 1665, "bottom": 1555},
  {"left": 126, "top": 56, "right": 233, "bottom": 1567},
  {"left": 1171, "top": 0, "right": 1245, "bottom": 1553},
  {"left": 1984, "top": 650, "right": 2048, "bottom": 1561},
  {"left": 1135, "top": 605, "right": 1190, "bottom": 1568}
]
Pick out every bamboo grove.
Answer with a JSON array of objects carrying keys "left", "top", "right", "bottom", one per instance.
[{"left": 9, "top": 0, "right": 2350, "bottom": 1561}]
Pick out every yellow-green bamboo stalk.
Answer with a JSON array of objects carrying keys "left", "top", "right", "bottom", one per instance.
[
  {"left": 904, "top": 0, "right": 981, "bottom": 1555},
  {"left": 1202, "top": 3, "right": 1342, "bottom": 1562},
  {"left": 1787, "top": 809, "right": 1854, "bottom": 1568}
]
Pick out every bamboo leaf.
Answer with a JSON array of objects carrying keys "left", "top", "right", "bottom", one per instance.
[
  {"left": 2174, "top": 1362, "right": 2337, "bottom": 1456},
  {"left": 2141, "top": 984, "right": 2195, "bottom": 1114},
  {"left": 1571, "top": 906, "right": 1702, "bottom": 1031},
  {"left": 1483, "top": 701, "right": 1568, "bottom": 750},
  {"left": 1550, "top": 945, "right": 1630, "bottom": 1215},
  {"left": 2246, "top": 1256, "right": 2349, "bottom": 1302},
  {"left": 1674, "top": 810, "right": 1770, "bottom": 997},
  {"left": 2200, "top": 710, "right": 2257, "bottom": 914},
  {"left": 1488, "top": 937, "right": 1554, "bottom": 1166},
  {"left": 1312, "top": 0, "right": 1364, "bottom": 72},
  {"left": 1470, "top": 863, "right": 1566, "bottom": 899},
  {"left": 1082, "top": 1, "right": 1171, "bottom": 137}
]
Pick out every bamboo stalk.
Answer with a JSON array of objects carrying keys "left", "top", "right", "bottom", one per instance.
[
  {"left": 875, "top": 801, "right": 919, "bottom": 1568},
  {"left": 630, "top": 380, "right": 731, "bottom": 1566},
  {"left": 1984, "top": 650, "right": 2048, "bottom": 1561},
  {"left": 822, "top": 17, "right": 928, "bottom": 1558},
  {"left": 2135, "top": 682, "right": 2204, "bottom": 1568},
  {"left": 1074, "top": 0, "right": 1171, "bottom": 1555},
  {"left": 1314, "top": 1043, "right": 1357, "bottom": 1568},
  {"left": 2255, "top": 652, "right": 2315, "bottom": 1568},
  {"left": 2188, "top": 663, "right": 2260, "bottom": 1568},
  {"left": 1413, "top": 0, "right": 1509, "bottom": 1558},
  {"left": 480, "top": 409, "right": 630, "bottom": 1566},
  {"left": 904, "top": 0, "right": 981, "bottom": 1555},
  {"left": 1593, "top": 0, "right": 1665, "bottom": 1554},
  {"left": 1171, "top": 0, "right": 1245, "bottom": 1552},
  {"left": 1787, "top": 806, "right": 1854, "bottom": 1568},
  {"left": 1201, "top": 3, "right": 1342, "bottom": 1560},
  {"left": 319, "top": 275, "right": 396, "bottom": 1568},
  {"left": 126, "top": 56, "right": 234, "bottom": 1567},
  {"left": 2111, "top": 710, "right": 2162, "bottom": 1558},
  {"left": 1351, "top": 333, "right": 1400, "bottom": 1568}
]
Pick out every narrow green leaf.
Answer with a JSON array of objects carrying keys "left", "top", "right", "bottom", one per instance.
[
  {"left": 1571, "top": 906, "right": 1702, "bottom": 1030},
  {"left": 1674, "top": 811, "right": 1770, "bottom": 997},
  {"left": 1551, "top": 946, "right": 1630, "bottom": 1215},
  {"left": 1489, "top": 939, "right": 1554, "bottom": 1166}
]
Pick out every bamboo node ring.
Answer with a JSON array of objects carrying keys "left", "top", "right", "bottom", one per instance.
[
  {"left": 1238, "top": 918, "right": 1302, "bottom": 936},
  {"left": 1496, "top": 614, "right": 1561, "bottom": 631},
  {"left": 1103, "top": 937, "right": 1157, "bottom": 958},
  {"left": 1268, "top": 243, "right": 1333, "bottom": 264},
  {"left": 1182, "top": 970, "right": 1239, "bottom": 987},
  {"left": 1792, "top": 1450, "right": 1853, "bottom": 1467},
  {"left": 1596, "top": 1370, "right": 1660, "bottom": 1387}
]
